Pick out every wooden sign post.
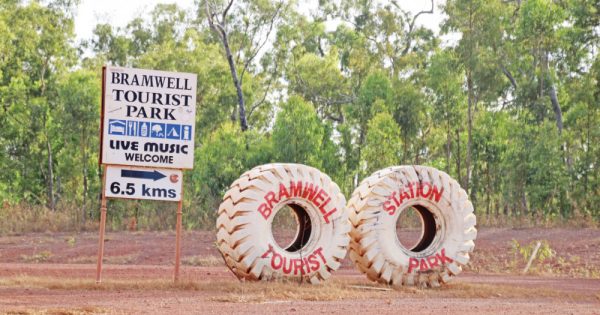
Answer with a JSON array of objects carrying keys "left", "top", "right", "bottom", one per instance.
[
  {"left": 174, "top": 189, "right": 183, "bottom": 282},
  {"left": 96, "top": 66, "right": 197, "bottom": 284}
]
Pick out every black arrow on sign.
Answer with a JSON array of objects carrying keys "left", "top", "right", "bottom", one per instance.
[{"left": 121, "top": 169, "right": 166, "bottom": 181}]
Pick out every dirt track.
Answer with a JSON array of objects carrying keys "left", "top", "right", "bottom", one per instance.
[{"left": 1, "top": 228, "right": 599, "bottom": 314}]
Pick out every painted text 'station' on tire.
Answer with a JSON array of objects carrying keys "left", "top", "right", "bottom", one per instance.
[
  {"left": 216, "top": 163, "right": 350, "bottom": 283},
  {"left": 348, "top": 166, "right": 476, "bottom": 288}
]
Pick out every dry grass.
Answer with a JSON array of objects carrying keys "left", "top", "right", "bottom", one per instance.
[
  {"left": 4, "top": 307, "right": 106, "bottom": 315},
  {"left": 20, "top": 251, "right": 53, "bottom": 263},
  {"left": 0, "top": 275, "right": 208, "bottom": 291},
  {"left": 67, "top": 256, "right": 97, "bottom": 264},
  {"left": 211, "top": 279, "right": 595, "bottom": 303},
  {"left": 467, "top": 239, "right": 600, "bottom": 279},
  {"left": 0, "top": 203, "right": 96, "bottom": 236},
  {"left": 438, "top": 282, "right": 564, "bottom": 299},
  {"left": 210, "top": 280, "right": 385, "bottom": 303},
  {"left": 68, "top": 254, "right": 138, "bottom": 264},
  {"left": 182, "top": 255, "right": 223, "bottom": 267},
  {"left": 0, "top": 275, "right": 595, "bottom": 303},
  {"left": 476, "top": 212, "right": 599, "bottom": 229}
]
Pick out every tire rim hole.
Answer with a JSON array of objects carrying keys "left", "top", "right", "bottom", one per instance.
[
  {"left": 271, "top": 203, "right": 312, "bottom": 253},
  {"left": 396, "top": 205, "right": 437, "bottom": 253}
]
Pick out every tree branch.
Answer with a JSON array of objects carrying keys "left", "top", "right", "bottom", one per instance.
[
  {"left": 396, "top": 0, "right": 434, "bottom": 56},
  {"left": 240, "top": 1, "right": 283, "bottom": 83},
  {"left": 222, "top": 0, "right": 234, "bottom": 22},
  {"left": 500, "top": 63, "right": 518, "bottom": 90}
]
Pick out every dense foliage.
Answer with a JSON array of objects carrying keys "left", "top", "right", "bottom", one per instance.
[{"left": 0, "top": 0, "right": 598, "bottom": 230}]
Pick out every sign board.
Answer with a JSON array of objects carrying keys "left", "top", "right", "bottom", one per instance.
[
  {"left": 104, "top": 165, "right": 183, "bottom": 201},
  {"left": 101, "top": 66, "right": 197, "bottom": 169}
]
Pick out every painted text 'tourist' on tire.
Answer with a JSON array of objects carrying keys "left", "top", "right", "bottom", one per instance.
[
  {"left": 348, "top": 165, "right": 477, "bottom": 288},
  {"left": 216, "top": 163, "right": 350, "bottom": 283}
]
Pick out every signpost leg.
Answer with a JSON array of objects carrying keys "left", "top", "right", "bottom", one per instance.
[
  {"left": 174, "top": 198, "right": 183, "bottom": 283},
  {"left": 96, "top": 165, "right": 108, "bottom": 284}
]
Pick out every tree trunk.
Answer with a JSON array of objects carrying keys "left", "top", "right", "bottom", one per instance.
[
  {"left": 357, "top": 128, "right": 365, "bottom": 180},
  {"left": 456, "top": 128, "right": 461, "bottom": 184},
  {"left": 221, "top": 31, "right": 248, "bottom": 131},
  {"left": 543, "top": 51, "right": 563, "bottom": 135},
  {"left": 486, "top": 161, "right": 491, "bottom": 216},
  {"left": 81, "top": 133, "right": 88, "bottom": 225},
  {"left": 584, "top": 102, "right": 592, "bottom": 211},
  {"left": 466, "top": 73, "right": 473, "bottom": 192},
  {"left": 501, "top": 63, "right": 517, "bottom": 90},
  {"left": 446, "top": 113, "right": 451, "bottom": 174},
  {"left": 548, "top": 84, "right": 563, "bottom": 135}
]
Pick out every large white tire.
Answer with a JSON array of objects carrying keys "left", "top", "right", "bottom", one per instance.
[
  {"left": 216, "top": 163, "right": 350, "bottom": 283},
  {"left": 348, "top": 165, "right": 476, "bottom": 288}
]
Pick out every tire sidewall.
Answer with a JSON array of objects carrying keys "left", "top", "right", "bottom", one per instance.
[
  {"left": 352, "top": 166, "right": 472, "bottom": 282},
  {"left": 219, "top": 163, "right": 348, "bottom": 281}
]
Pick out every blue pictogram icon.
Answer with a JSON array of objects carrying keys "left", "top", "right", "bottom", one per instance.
[
  {"left": 166, "top": 124, "right": 181, "bottom": 140},
  {"left": 126, "top": 121, "right": 138, "bottom": 136},
  {"left": 108, "top": 119, "right": 127, "bottom": 135},
  {"left": 108, "top": 119, "right": 190, "bottom": 140},
  {"left": 139, "top": 122, "right": 150, "bottom": 137},
  {"left": 181, "top": 125, "right": 192, "bottom": 140},
  {"left": 150, "top": 122, "right": 166, "bottom": 138}
]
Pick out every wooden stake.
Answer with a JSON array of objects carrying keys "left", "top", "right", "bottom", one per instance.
[{"left": 96, "top": 164, "right": 108, "bottom": 284}]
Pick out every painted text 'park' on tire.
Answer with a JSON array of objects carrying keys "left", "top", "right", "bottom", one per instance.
[
  {"left": 348, "top": 165, "right": 477, "bottom": 288},
  {"left": 216, "top": 163, "right": 350, "bottom": 283}
]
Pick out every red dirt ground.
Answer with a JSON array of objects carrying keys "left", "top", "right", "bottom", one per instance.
[{"left": 1, "top": 228, "right": 599, "bottom": 314}]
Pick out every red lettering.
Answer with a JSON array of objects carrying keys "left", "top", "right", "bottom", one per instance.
[
  {"left": 303, "top": 257, "right": 310, "bottom": 274},
  {"left": 290, "top": 181, "right": 302, "bottom": 197},
  {"left": 314, "top": 247, "right": 326, "bottom": 264},
  {"left": 319, "top": 197, "right": 331, "bottom": 212},
  {"left": 272, "top": 252, "right": 283, "bottom": 269},
  {"left": 317, "top": 197, "right": 336, "bottom": 224},
  {"left": 313, "top": 189, "right": 327, "bottom": 207},
  {"left": 261, "top": 244, "right": 275, "bottom": 258},
  {"left": 282, "top": 256, "right": 293, "bottom": 274},
  {"left": 406, "top": 249, "right": 452, "bottom": 274},
  {"left": 427, "top": 255, "right": 440, "bottom": 268},
  {"left": 391, "top": 191, "right": 400, "bottom": 207},
  {"left": 383, "top": 200, "right": 396, "bottom": 214},
  {"left": 308, "top": 254, "right": 320, "bottom": 271},
  {"left": 321, "top": 207, "right": 337, "bottom": 224},
  {"left": 292, "top": 258, "right": 304, "bottom": 275},
  {"left": 430, "top": 185, "right": 444, "bottom": 203},
  {"left": 421, "top": 182, "right": 432, "bottom": 198},
  {"left": 263, "top": 245, "right": 328, "bottom": 275},
  {"left": 278, "top": 183, "right": 290, "bottom": 200},
  {"left": 407, "top": 182, "right": 415, "bottom": 198},
  {"left": 436, "top": 248, "right": 454, "bottom": 264},
  {"left": 408, "top": 257, "right": 419, "bottom": 273},
  {"left": 419, "top": 258, "right": 429, "bottom": 271},
  {"left": 264, "top": 191, "right": 278, "bottom": 210},
  {"left": 399, "top": 191, "right": 410, "bottom": 204},
  {"left": 302, "top": 183, "right": 318, "bottom": 201},
  {"left": 258, "top": 203, "right": 271, "bottom": 220}
]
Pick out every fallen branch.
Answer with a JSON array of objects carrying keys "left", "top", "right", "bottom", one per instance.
[{"left": 522, "top": 241, "right": 542, "bottom": 274}]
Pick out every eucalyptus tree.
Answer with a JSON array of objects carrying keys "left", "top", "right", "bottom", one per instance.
[
  {"left": 272, "top": 96, "right": 324, "bottom": 168},
  {"left": 56, "top": 69, "right": 101, "bottom": 223},
  {"left": 0, "top": 0, "right": 76, "bottom": 209},
  {"left": 442, "top": 0, "right": 510, "bottom": 192},
  {"left": 204, "top": 0, "right": 289, "bottom": 131}
]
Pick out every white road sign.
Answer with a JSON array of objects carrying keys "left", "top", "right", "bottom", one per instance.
[
  {"left": 104, "top": 166, "right": 183, "bottom": 201},
  {"left": 101, "top": 66, "right": 197, "bottom": 169}
]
